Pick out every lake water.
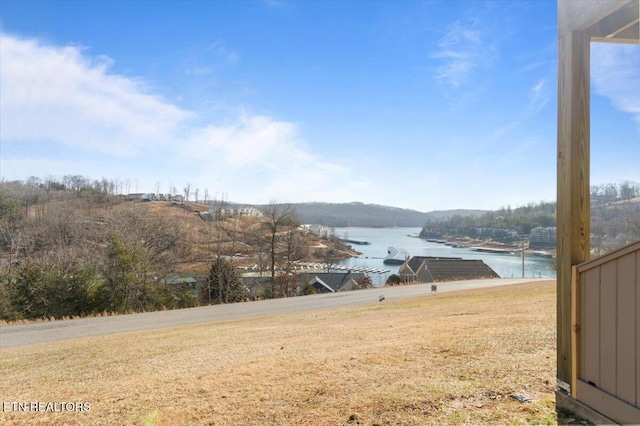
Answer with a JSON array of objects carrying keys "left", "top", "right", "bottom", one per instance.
[{"left": 335, "top": 227, "right": 556, "bottom": 286}]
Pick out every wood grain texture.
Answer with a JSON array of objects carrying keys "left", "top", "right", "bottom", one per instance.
[
  {"left": 558, "top": 0, "right": 635, "bottom": 38},
  {"left": 616, "top": 252, "right": 636, "bottom": 405},
  {"left": 577, "top": 379, "right": 640, "bottom": 424},
  {"left": 571, "top": 265, "right": 580, "bottom": 398},
  {"left": 557, "top": 27, "right": 590, "bottom": 385},
  {"left": 599, "top": 261, "right": 617, "bottom": 395},
  {"left": 581, "top": 267, "right": 600, "bottom": 386}
]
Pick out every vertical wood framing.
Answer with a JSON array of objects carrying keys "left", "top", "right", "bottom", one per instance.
[
  {"left": 637, "top": 251, "right": 640, "bottom": 407},
  {"left": 571, "top": 265, "right": 580, "bottom": 399},
  {"left": 577, "top": 379, "right": 640, "bottom": 424},
  {"left": 599, "top": 261, "right": 617, "bottom": 394},
  {"left": 557, "top": 0, "right": 639, "bottom": 420},
  {"left": 582, "top": 267, "right": 600, "bottom": 386},
  {"left": 557, "top": 28, "right": 591, "bottom": 386},
  {"left": 617, "top": 252, "right": 636, "bottom": 405}
]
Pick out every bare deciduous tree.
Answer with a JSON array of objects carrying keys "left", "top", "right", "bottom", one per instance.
[
  {"left": 183, "top": 183, "right": 192, "bottom": 204},
  {"left": 262, "top": 203, "right": 296, "bottom": 282}
]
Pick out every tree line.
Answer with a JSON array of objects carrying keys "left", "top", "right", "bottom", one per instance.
[
  {"left": 591, "top": 181, "right": 639, "bottom": 204},
  {"left": 0, "top": 180, "right": 194, "bottom": 321},
  {"left": 420, "top": 184, "right": 640, "bottom": 254},
  {"left": 0, "top": 177, "right": 354, "bottom": 321},
  {"left": 420, "top": 201, "right": 557, "bottom": 240}
]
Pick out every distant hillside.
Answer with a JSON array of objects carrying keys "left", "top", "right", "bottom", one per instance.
[
  {"left": 244, "top": 202, "right": 486, "bottom": 228},
  {"left": 422, "top": 209, "right": 486, "bottom": 221}
]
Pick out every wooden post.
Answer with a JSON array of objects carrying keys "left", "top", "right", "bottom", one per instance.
[
  {"left": 557, "top": 26, "right": 591, "bottom": 390},
  {"left": 556, "top": 0, "right": 638, "bottom": 420}
]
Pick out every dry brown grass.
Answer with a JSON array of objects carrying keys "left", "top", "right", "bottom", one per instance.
[{"left": 1, "top": 281, "right": 558, "bottom": 425}]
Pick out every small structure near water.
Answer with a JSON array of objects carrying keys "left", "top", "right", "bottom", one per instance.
[{"left": 383, "top": 247, "right": 410, "bottom": 265}]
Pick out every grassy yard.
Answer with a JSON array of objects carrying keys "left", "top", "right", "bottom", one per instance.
[{"left": 1, "top": 281, "right": 558, "bottom": 425}]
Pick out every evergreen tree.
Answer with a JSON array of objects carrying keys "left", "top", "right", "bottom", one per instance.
[{"left": 200, "top": 257, "right": 246, "bottom": 304}]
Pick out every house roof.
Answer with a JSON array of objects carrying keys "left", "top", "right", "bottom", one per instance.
[
  {"left": 404, "top": 256, "right": 462, "bottom": 274},
  {"left": 424, "top": 258, "right": 500, "bottom": 282},
  {"left": 164, "top": 277, "right": 197, "bottom": 285},
  {"left": 298, "top": 272, "right": 365, "bottom": 292},
  {"left": 402, "top": 256, "right": 499, "bottom": 282},
  {"left": 241, "top": 276, "right": 272, "bottom": 297}
]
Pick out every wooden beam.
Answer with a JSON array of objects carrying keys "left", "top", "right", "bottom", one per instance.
[
  {"left": 559, "top": 0, "right": 633, "bottom": 38},
  {"left": 591, "top": 23, "right": 640, "bottom": 44},
  {"left": 557, "top": 26, "right": 591, "bottom": 387},
  {"left": 587, "top": 0, "right": 640, "bottom": 43},
  {"left": 556, "top": 390, "right": 617, "bottom": 425},
  {"left": 576, "top": 380, "right": 640, "bottom": 424}
]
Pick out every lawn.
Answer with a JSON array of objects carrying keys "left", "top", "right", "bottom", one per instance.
[{"left": 1, "top": 281, "right": 558, "bottom": 425}]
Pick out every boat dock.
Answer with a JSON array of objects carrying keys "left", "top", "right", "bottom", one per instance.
[
  {"left": 469, "top": 246, "right": 515, "bottom": 254},
  {"left": 342, "top": 239, "right": 371, "bottom": 245},
  {"left": 293, "top": 262, "right": 390, "bottom": 274},
  {"left": 241, "top": 263, "right": 390, "bottom": 274}
]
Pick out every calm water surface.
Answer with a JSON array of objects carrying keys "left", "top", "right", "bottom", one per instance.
[{"left": 335, "top": 227, "right": 556, "bottom": 286}]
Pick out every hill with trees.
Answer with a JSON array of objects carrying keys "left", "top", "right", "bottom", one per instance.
[
  {"left": 419, "top": 181, "right": 640, "bottom": 255},
  {"left": 0, "top": 176, "right": 352, "bottom": 321},
  {"left": 248, "top": 202, "right": 484, "bottom": 228},
  {"left": 2, "top": 176, "right": 637, "bottom": 321}
]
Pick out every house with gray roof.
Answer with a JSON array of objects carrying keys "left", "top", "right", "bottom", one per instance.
[
  {"left": 298, "top": 272, "right": 368, "bottom": 293},
  {"left": 163, "top": 276, "right": 199, "bottom": 295},
  {"left": 398, "top": 256, "right": 499, "bottom": 283}
]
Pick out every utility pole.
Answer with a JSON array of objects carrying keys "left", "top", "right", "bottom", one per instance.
[{"left": 521, "top": 234, "right": 526, "bottom": 278}]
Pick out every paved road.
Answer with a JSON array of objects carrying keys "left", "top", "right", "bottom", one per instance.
[{"left": 0, "top": 278, "right": 549, "bottom": 348}]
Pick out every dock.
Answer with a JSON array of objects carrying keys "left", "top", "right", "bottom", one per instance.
[
  {"left": 341, "top": 239, "right": 371, "bottom": 245},
  {"left": 468, "top": 246, "right": 515, "bottom": 254},
  {"left": 292, "top": 262, "right": 389, "bottom": 274},
  {"left": 241, "top": 263, "right": 390, "bottom": 275}
]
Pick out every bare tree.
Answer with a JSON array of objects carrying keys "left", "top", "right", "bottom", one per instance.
[
  {"left": 625, "top": 209, "right": 640, "bottom": 238},
  {"left": 101, "top": 204, "right": 185, "bottom": 311},
  {"left": 183, "top": 183, "right": 192, "bottom": 205},
  {"left": 272, "top": 274, "right": 298, "bottom": 298},
  {"left": 321, "top": 247, "right": 342, "bottom": 273},
  {"left": 0, "top": 193, "right": 22, "bottom": 253},
  {"left": 262, "top": 203, "right": 296, "bottom": 282},
  {"left": 272, "top": 225, "right": 307, "bottom": 297},
  {"left": 281, "top": 226, "right": 306, "bottom": 275}
]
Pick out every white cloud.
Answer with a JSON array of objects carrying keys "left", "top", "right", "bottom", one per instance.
[
  {"left": 180, "top": 114, "right": 355, "bottom": 203},
  {"left": 489, "top": 121, "right": 519, "bottom": 140},
  {"left": 0, "top": 32, "right": 355, "bottom": 204},
  {"left": 529, "top": 79, "right": 549, "bottom": 110},
  {"left": 185, "top": 66, "right": 215, "bottom": 76},
  {"left": 212, "top": 43, "right": 239, "bottom": 64},
  {"left": 432, "top": 19, "right": 497, "bottom": 89},
  {"left": 0, "top": 34, "right": 192, "bottom": 156},
  {"left": 186, "top": 115, "right": 302, "bottom": 167},
  {"left": 591, "top": 43, "right": 640, "bottom": 128}
]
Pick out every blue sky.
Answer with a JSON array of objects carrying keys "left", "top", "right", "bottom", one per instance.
[{"left": 1, "top": 0, "right": 638, "bottom": 211}]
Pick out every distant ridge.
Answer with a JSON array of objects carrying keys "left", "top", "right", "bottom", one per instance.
[{"left": 241, "top": 202, "right": 485, "bottom": 228}]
